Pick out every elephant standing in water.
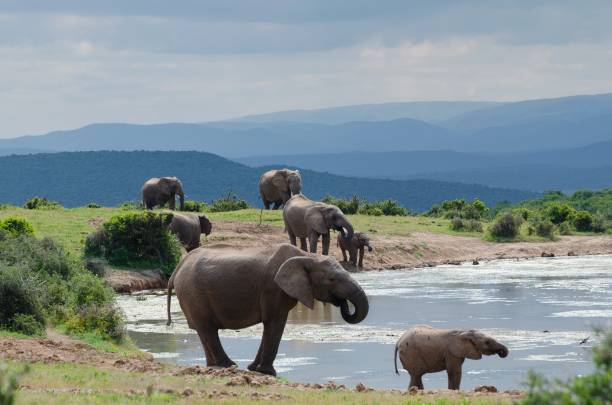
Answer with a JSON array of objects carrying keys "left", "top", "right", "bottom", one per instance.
[
  {"left": 259, "top": 169, "right": 302, "bottom": 209},
  {"left": 168, "top": 213, "right": 212, "bottom": 251},
  {"left": 337, "top": 232, "right": 373, "bottom": 267},
  {"left": 166, "top": 243, "right": 368, "bottom": 376},
  {"left": 142, "top": 177, "right": 185, "bottom": 210},
  {"left": 283, "top": 194, "right": 354, "bottom": 255},
  {"left": 394, "top": 325, "right": 509, "bottom": 390}
]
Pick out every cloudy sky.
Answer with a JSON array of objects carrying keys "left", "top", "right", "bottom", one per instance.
[{"left": 2, "top": 0, "right": 612, "bottom": 137}]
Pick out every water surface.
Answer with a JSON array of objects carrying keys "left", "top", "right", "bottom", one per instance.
[{"left": 117, "top": 255, "right": 611, "bottom": 390}]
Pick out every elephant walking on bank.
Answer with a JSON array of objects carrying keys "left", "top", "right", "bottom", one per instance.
[
  {"left": 283, "top": 194, "right": 354, "bottom": 255},
  {"left": 337, "top": 232, "right": 373, "bottom": 267},
  {"left": 142, "top": 177, "right": 185, "bottom": 210},
  {"left": 394, "top": 325, "right": 509, "bottom": 390},
  {"left": 259, "top": 169, "right": 302, "bottom": 209},
  {"left": 166, "top": 243, "right": 368, "bottom": 376},
  {"left": 168, "top": 213, "right": 212, "bottom": 251}
]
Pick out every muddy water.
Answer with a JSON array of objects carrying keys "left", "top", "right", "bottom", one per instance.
[{"left": 117, "top": 255, "right": 612, "bottom": 390}]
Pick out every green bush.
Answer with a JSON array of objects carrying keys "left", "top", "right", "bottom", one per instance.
[
  {"left": 0, "top": 267, "right": 45, "bottom": 336},
  {"left": 65, "top": 304, "right": 126, "bottom": 343},
  {"left": 520, "top": 329, "right": 611, "bottom": 405},
  {"left": 118, "top": 201, "right": 143, "bottom": 210},
  {"left": 0, "top": 236, "right": 72, "bottom": 280},
  {"left": 207, "top": 193, "right": 250, "bottom": 212},
  {"left": 0, "top": 363, "right": 29, "bottom": 405},
  {"left": 23, "top": 197, "right": 61, "bottom": 210},
  {"left": 591, "top": 215, "right": 608, "bottom": 233},
  {"left": 322, "top": 195, "right": 360, "bottom": 215},
  {"left": 450, "top": 217, "right": 483, "bottom": 232},
  {"left": 573, "top": 211, "right": 594, "bottom": 232},
  {"left": 181, "top": 199, "right": 206, "bottom": 212},
  {"left": 85, "top": 212, "right": 181, "bottom": 275},
  {"left": 545, "top": 203, "right": 577, "bottom": 225},
  {"left": 489, "top": 212, "right": 523, "bottom": 240},
  {"left": 0, "top": 217, "right": 34, "bottom": 237},
  {"left": 85, "top": 203, "right": 101, "bottom": 208},
  {"left": 428, "top": 198, "right": 487, "bottom": 220},
  {"left": 321, "top": 195, "right": 410, "bottom": 216},
  {"left": 557, "top": 222, "right": 572, "bottom": 236},
  {"left": 533, "top": 219, "right": 555, "bottom": 239}
]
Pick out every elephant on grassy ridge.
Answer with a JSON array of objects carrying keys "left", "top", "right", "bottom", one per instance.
[
  {"left": 394, "top": 325, "right": 509, "bottom": 390},
  {"left": 337, "top": 232, "right": 373, "bottom": 267},
  {"left": 166, "top": 243, "right": 368, "bottom": 376},
  {"left": 259, "top": 169, "right": 302, "bottom": 209},
  {"left": 168, "top": 213, "right": 212, "bottom": 251},
  {"left": 283, "top": 194, "right": 354, "bottom": 255},
  {"left": 142, "top": 177, "right": 185, "bottom": 210}
]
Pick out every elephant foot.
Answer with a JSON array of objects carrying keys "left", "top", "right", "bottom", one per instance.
[
  {"left": 255, "top": 364, "right": 277, "bottom": 377},
  {"left": 247, "top": 362, "right": 258, "bottom": 372},
  {"left": 216, "top": 359, "right": 237, "bottom": 368}
]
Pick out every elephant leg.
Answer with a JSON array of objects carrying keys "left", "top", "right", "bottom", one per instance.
[
  {"left": 308, "top": 232, "right": 319, "bottom": 254},
  {"left": 201, "top": 328, "right": 235, "bottom": 368},
  {"left": 358, "top": 247, "right": 365, "bottom": 267},
  {"left": 263, "top": 200, "right": 271, "bottom": 210},
  {"left": 409, "top": 373, "right": 424, "bottom": 390},
  {"left": 196, "top": 330, "right": 217, "bottom": 367},
  {"left": 340, "top": 247, "right": 347, "bottom": 262},
  {"left": 299, "top": 237, "right": 308, "bottom": 252},
  {"left": 272, "top": 201, "right": 281, "bottom": 210},
  {"left": 321, "top": 233, "right": 330, "bottom": 255},
  {"left": 168, "top": 196, "right": 176, "bottom": 210},
  {"left": 446, "top": 359, "right": 462, "bottom": 390},
  {"left": 255, "top": 315, "right": 288, "bottom": 376},
  {"left": 348, "top": 247, "right": 357, "bottom": 265},
  {"left": 248, "top": 341, "right": 264, "bottom": 372},
  {"left": 288, "top": 230, "right": 297, "bottom": 247}
]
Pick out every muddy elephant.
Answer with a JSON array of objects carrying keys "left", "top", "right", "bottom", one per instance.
[
  {"left": 394, "top": 325, "right": 509, "bottom": 390},
  {"left": 283, "top": 194, "right": 354, "bottom": 255},
  {"left": 337, "top": 232, "right": 373, "bottom": 267},
  {"left": 142, "top": 177, "right": 185, "bottom": 210},
  {"left": 168, "top": 213, "right": 212, "bottom": 251},
  {"left": 259, "top": 169, "right": 302, "bottom": 209},
  {"left": 166, "top": 243, "right": 368, "bottom": 376}
]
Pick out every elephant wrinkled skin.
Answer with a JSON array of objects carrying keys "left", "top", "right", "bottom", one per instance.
[
  {"left": 394, "top": 325, "right": 509, "bottom": 390},
  {"left": 283, "top": 194, "right": 354, "bottom": 255},
  {"left": 142, "top": 177, "right": 185, "bottom": 210},
  {"left": 337, "top": 232, "right": 373, "bottom": 267},
  {"left": 168, "top": 213, "right": 212, "bottom": 251},
  {"left": 166, "top": 243, "right": 368, "bottom": 376},
  {"left": 259, "top": 169, "right": 302, "bottom": 209}
]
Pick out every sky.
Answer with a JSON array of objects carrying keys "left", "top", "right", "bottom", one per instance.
[{"left": 2, "top": 0, "right": 612, "bottom": 137}]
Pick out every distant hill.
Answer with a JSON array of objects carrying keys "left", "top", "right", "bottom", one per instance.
[
  {"left": 226, "top": 101, "right": 501, "bottom": 125},
  {"left": 0, "top": 148, "right": 48, "bottom": 156},
  {"left": 0, "top": 151, "right": 537, "bottom": 211}
]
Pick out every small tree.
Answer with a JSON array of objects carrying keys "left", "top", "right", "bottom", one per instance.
[
  {"left": 573, "top": 211, "right": 593, "bottom": 232},
  {"left": 490, "top": 212, "right": 523, "bottom": 239}
]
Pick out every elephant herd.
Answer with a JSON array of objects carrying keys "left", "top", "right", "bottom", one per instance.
[{"left": 141, "top": 171, "right": 509, "bottom": 390}]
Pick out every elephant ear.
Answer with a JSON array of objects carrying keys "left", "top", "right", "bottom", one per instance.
[
  {"left": 450, "top": 331, "right": 482, "bottom": 360},
  {"left": 198, "top": 215, "right": 212, "bottom": 235},
  {"left": 305, "top": 206, "right": 328, "bottom": 235},
  {"left": 272, "top": 171, "right": 289, "bottom": 192},
  {"left": 158, "top": 177, "right": 174, "bottom": 195},
  {"left": 274, "top": 257, "right": 314, "bottom": 309}
]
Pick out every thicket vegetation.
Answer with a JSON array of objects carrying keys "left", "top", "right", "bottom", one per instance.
[
  {"left": 0, "top": 217, "right": 123, "bottom": 342},
  {"left": 23, "top": 197, "right": 61, "bottom": 210},
  {"left": 85, "top": 211, "right": 182, "bottom": 276},
  {"left": 520, "top": 329, "right": 611, "bottom": 404},
  {"left": 322, "top": 195, "right": 410, "bottom": 216}
]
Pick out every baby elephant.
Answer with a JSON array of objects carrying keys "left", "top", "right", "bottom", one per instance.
[
  {"left": 337, "top": 232, "right": 372, "bottom": 267},
  {"left": 394, "top": 325, "right": 508, "bottom": 390},
  {"left": 168, "top": 213, "right": 212, "bottom": 251}
]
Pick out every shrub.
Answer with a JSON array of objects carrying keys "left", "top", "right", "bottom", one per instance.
[
  {"left": 69, "top": 274, "right": 113, "bottom": 307},
  {"left": 489, "top": 212, "right": 523, "bottom": 239},
  {"left": 359, "top": 200, "right": 409, "bottom": 216},
  {"left": 450, "top": 217, "right": 483, "bottom": 232},
  {"left": 181, "top": 199, "right": 206, "bottom": 212},
  {"left": 0, "top": 268, "right": 45, "bottom": 335},
  {"left": 428, "top": 198, "right": 487, "bottom": 220},
  {"left": 557, "top": 222, "right": 572, "bottom": 236},
  {"left": 0, "top": 363, "right": 29, "bottom": 405},
  {"left": 545, "top": 203, "right": 576, "bottom": 225},
  {"left": 118, "top": 201, "right": 143, "bottom": 210},
  {"left": 0, "top": 217, "right": 34, "bottom": 237},
  {"left": 85, "top": 212, "right": 182, "bottom": 275},
  {"left": 23, "top": 197, "right": 61, "bottom": 210},
  {"left": 591, "top": 215, "right": 608, "bottom": 233},
  {"left": 573, "top": 211, "right": 593, "bottom": 232},
  {"left": 85, "top": 203, "right": 101, "bottom": 208},
  {"left": 532, "top": 219, "right": 555, "bottom": 239},
  {"left": 322, "top": 195, "right": 360, "bottom": 215},
  {"left": 65, "top": 304, "right": 125, "bottom": 343},
  {"left": 207, "top": 193, "right": 250, "bottom": 212},
  {"left": 0, "top": 236, "right": 72, "bottom": 280}
]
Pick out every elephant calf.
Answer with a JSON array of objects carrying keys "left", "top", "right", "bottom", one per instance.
[
  {"left": 168, "top": 213, "right": 212, "bottom": 251},
  {"left": 394, "top": 325, "right": 508, "bottom": 390},
  {"left": 337, "top": 232, "right": 373, "bottom": 267}
]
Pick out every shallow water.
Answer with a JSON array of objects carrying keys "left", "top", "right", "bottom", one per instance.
[{"left": 116, "top": 255, "right": 612, "bottom": 390}]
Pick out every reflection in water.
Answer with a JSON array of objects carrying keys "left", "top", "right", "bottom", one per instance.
[{"left": 117, "top": 255, "right": 612, "bottom": 390}]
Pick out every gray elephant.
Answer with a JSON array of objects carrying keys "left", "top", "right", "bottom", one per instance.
[
  {"left": 259, "top": 169, "right": 302, "bottom": 209},
  {"left": 142, "top": 177, "right": 185, "bottom": 210},
  {"left": 394, "top": 325, "right": 509, "bottom": 390},
  {"left": 168, "top": 213, "right": 212, "bottom": 251},
  {"left": 283, "top": 194, "right": 354, "bottom": 255},
  {"left": 337, "top": 232, "right": 373, "bottom": 267},
  {"left": 166, "top": 243, "right": 368, "bottom": 376}
]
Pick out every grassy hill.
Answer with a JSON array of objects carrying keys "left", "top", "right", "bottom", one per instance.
[{"left": 0, "top": 151, "right": 537, "bottom": 211}]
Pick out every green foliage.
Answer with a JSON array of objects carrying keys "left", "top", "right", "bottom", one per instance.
[
  {"left": 520, "top": 329, "right": 612, "bottom": 405},
  {"left": 322, "top": 195, "right": 410, "bottom": 216},
  {"left": 0, "top": 217, "right": 34, "bottom": 237},
  {"left": 0, "top": 268, "right": 45, "bottom": 335},
  {"left": 0, "top": 363, "right": 29, "bottom": 405},
  {"left": 573, "top": 211, "right": 594, "bottom": 232},
  {"left": 85, "top": 212, "right": 181, "bottom": 275},
  {"left": 533, "top": 218, "right": 555, "bottom": 239},
  {"left": 322, "top": 195, "right": 360, "bottom": 215},
  {"left": 207, "top": 193, "right": 250, "bottom": 212},
  {"left": 23, "top": 197, "right": 61, "bottom": 210},
  {"left": 545, "top": 203, "right": 577, "bottom": 225},
  {"left": 181, "top": 199, "right": 206, "bottom": 212},
  {"left": 591, "top": 215, "right": 608, "bottom": 233},
  {"left": 428, "top": 198, "right": 488, "bottom": 220},
  {"left": 85, "top": 203, "right": 101, "bottom": 208},
  {"left": 117, "top": 201, "right": 142, "bottom": 210},
  {"left": 64, "top": 304, "right": 125, "bottom": 343},
  {"left": 557, "top": 222, "right": 572, "bottom": 236},
  {"left": 489, "top": 212, "right": 523, "bottom": 240},
  {"left": 450, "top": 217, "right": 483, "bottom": 233}
]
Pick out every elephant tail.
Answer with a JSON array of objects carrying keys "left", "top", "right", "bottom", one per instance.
[
  {"left": 166, "top": 271, "right": 175, "bottom": 326},
  {"left": 394, "top": 343, "right": 399, "bottom": 375}
]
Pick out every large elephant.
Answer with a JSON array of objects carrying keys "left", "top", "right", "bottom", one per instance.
[
  {"left": 337, "top": 232, "right": 373, "bottom": 268},
  {"left": 166, "top": 243, "right": 368, "bottom": 377},
  {"left": 259, "top": 169, "right": 302, "bottom": 209},
  {"left": 142, "top": 177, "right": 185, "bottom": 210},
  {"left": 394, "top": 325, "right": 509, "bottom": 390},
  {"left": 168, "top": 213, "right": 212, "bottom": 251},
  {"left": 283, "top": 194, "right": 354, "bottom": 255}
]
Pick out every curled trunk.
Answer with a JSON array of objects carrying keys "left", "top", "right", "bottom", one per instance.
[
  {"left": 337, "top": 217, "right": 354, "bottom": 241},
  {"left": 339, "top": 287, "right": 369, "bottom": 324}
]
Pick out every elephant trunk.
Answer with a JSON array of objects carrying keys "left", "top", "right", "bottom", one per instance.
[
  {"left": 337, "top": 217, "right": 354, "bottom": 241},
  {"left": 339, "top": 286, "right": 369, "bottom": 324},
  {"left": 178, "top": 192, "right": 185, "bottom": 211},
  {"left": 496, "top": 343, "right": 509, "bottom": 358}
]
